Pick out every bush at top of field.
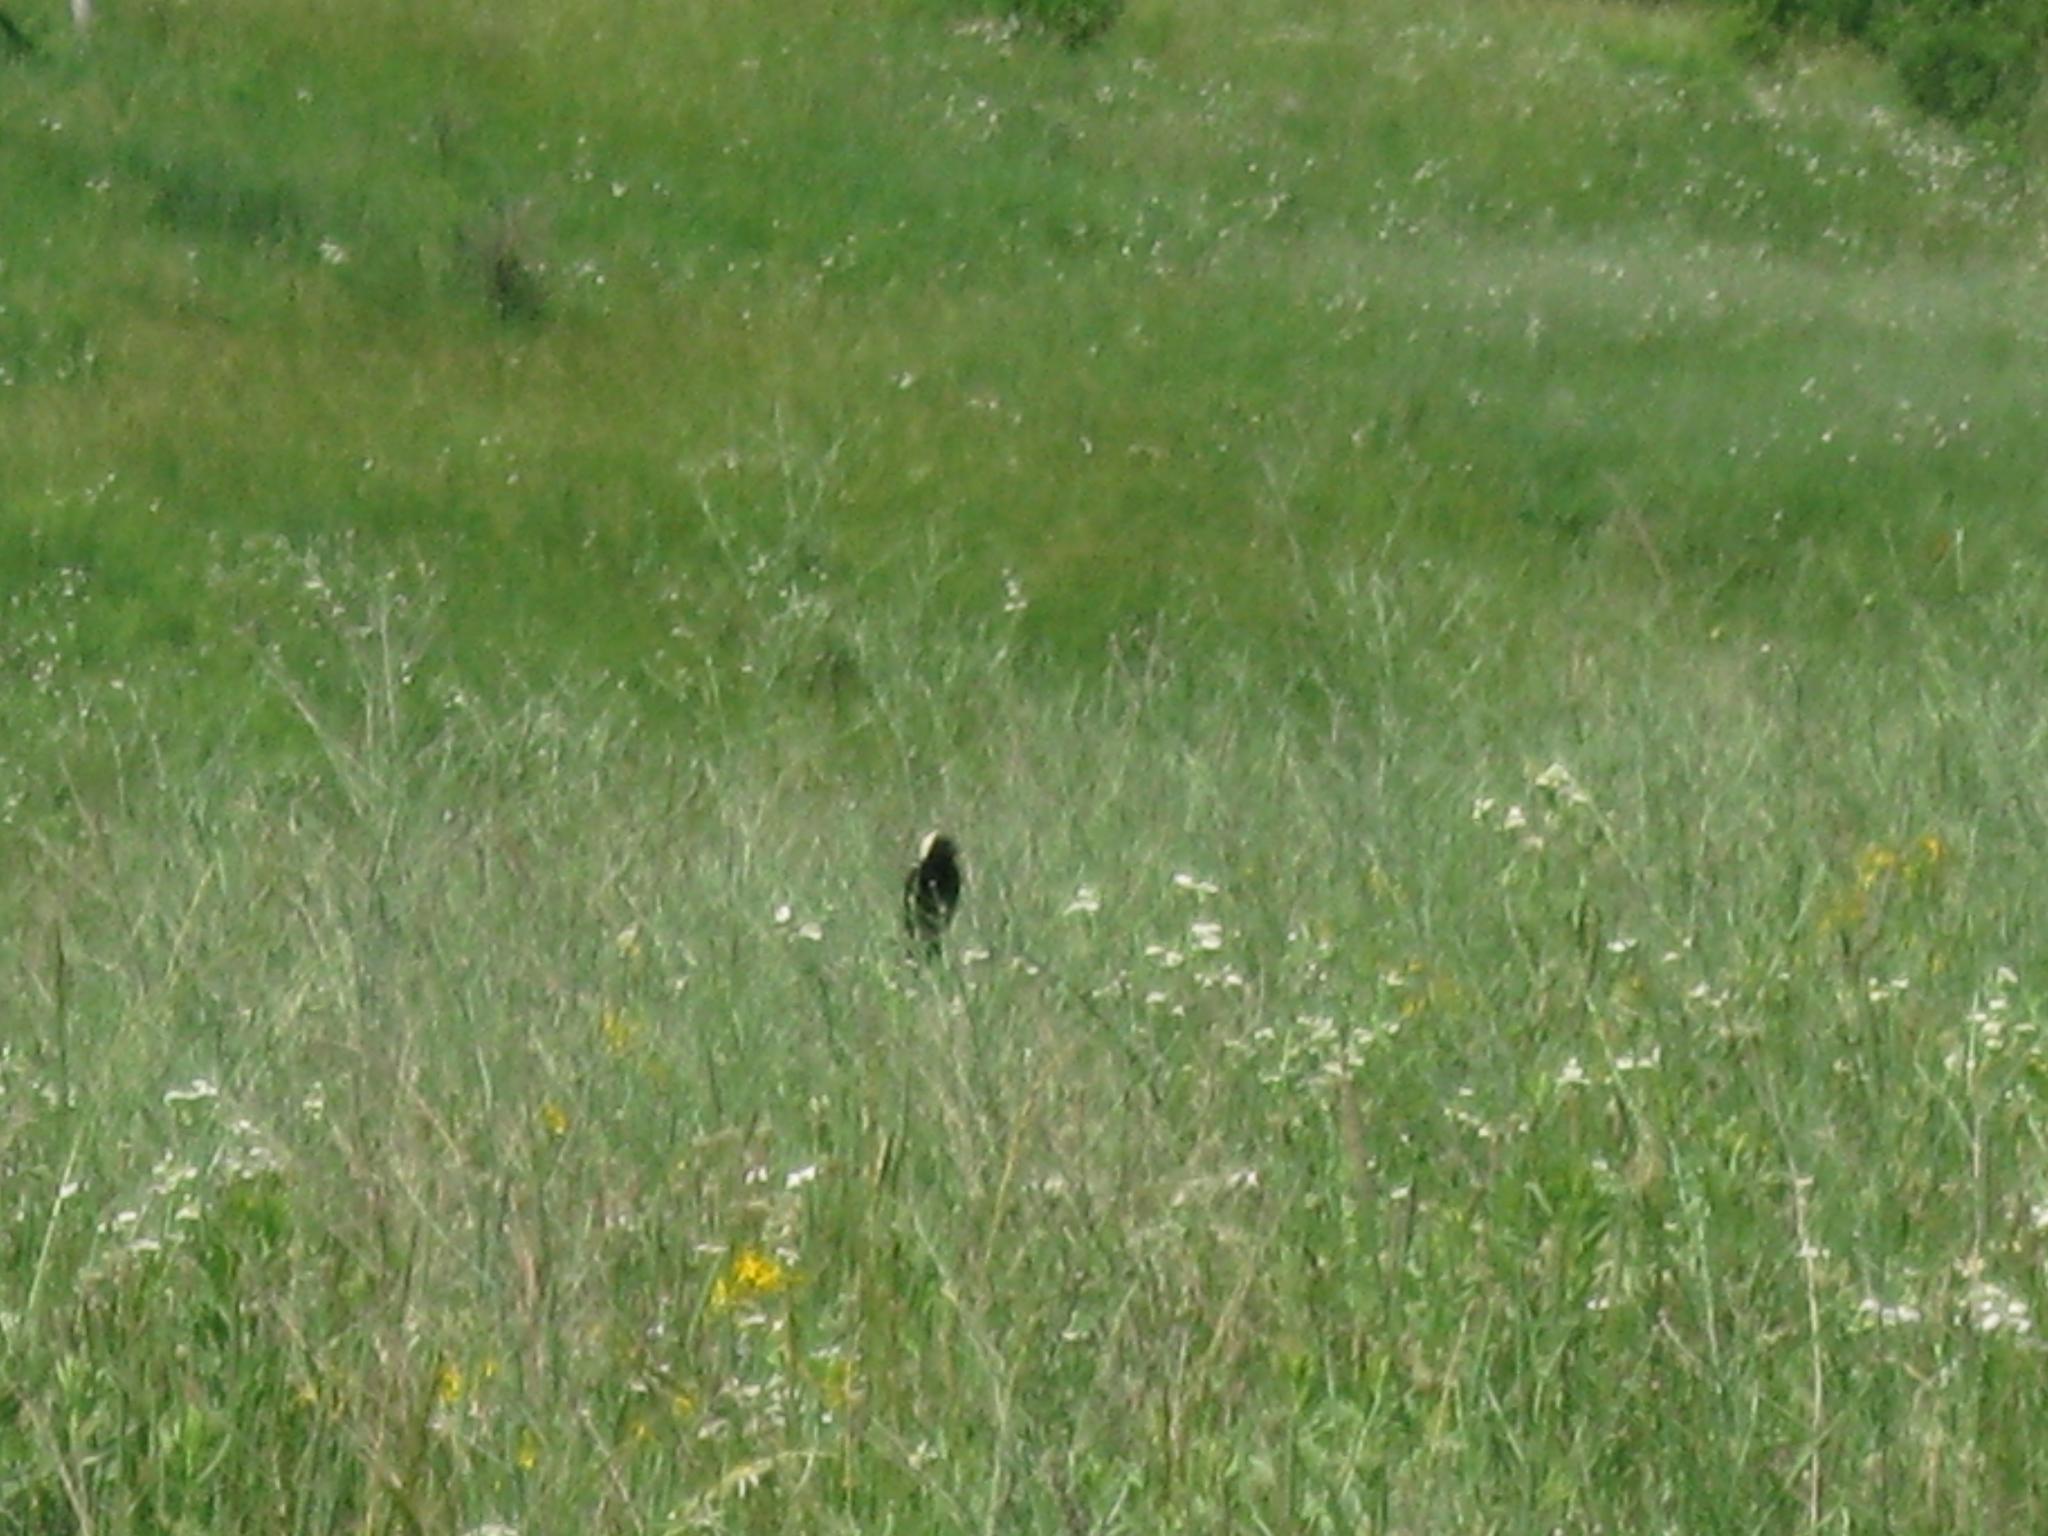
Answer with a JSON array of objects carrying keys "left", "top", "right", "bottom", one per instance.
[{"left": 1732, "top": 0, "right": 2047, "bottom": 127}]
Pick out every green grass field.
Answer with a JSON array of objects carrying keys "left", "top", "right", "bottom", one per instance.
[{"left": 7, "top": 0, "right": 2048, "bottom": 1529}]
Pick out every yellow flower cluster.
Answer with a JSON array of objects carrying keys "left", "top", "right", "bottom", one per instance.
[
  {"left": 1824, "top": 833, "right": 1950, "bottom": 939},
  {"left": 599, "top": 1004, "right": 644, "bottom": 1056},
  {"left": 711, "top": 1245, "right": 794, "bottom": 1311},
  {"left": 1856, "top": 834, "right": 1947, "bottom": 891}
]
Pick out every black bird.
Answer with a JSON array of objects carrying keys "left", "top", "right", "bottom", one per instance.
[{"left": 903, "top": 832, "right": 963, "bottom": 958}]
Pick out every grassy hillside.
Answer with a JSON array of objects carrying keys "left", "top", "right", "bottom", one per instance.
[
  {"left": 5, "top": 0, "right": 2046, "bottom": 690},
  {"left": 7, "top": 0, "right": 2048, "bottom": 1530}
]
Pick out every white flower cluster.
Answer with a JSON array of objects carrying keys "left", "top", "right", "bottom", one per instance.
[{"left": 1473, "top": 761, "right": 1598, "bottom": 854}]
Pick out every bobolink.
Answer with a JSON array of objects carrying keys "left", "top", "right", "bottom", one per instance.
[{"left": 903, "top": 832, "right": 963, "bottom": 958}]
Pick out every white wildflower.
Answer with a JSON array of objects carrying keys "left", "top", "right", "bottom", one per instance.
[
  {"left": 1532, "top": 761, "right": 1592, "bottom": 808},
  {"left": 1855, "top": 1296, "right": 1923, "bottom": 1328},
  {"left": 1966, "top": 1281, "right": 2033, "bottom": 1336}
]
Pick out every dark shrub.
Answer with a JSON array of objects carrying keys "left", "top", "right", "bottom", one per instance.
[
  {"left": 1748, "top": 0, "right": 1878, "bottom": 40},
  {"left": 461, "top": 201, "right": 548, "bottom": 324},
  {"left": 1889, "top": 9, "right": 2036, "bottom": 126},
  {"left": 1726, "top": 0, "right": 2043, "bottom": 132},
  {"left": 1011, "top": 0, "right": 1123, "bottom": 49}
]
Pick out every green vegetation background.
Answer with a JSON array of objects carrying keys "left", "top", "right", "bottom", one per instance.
[{"left": 5, "top": 0, "right": 2048, "bottom": 1529}]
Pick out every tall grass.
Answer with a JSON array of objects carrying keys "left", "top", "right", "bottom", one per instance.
[{"left": 7, "top": 537, "right": 2048, "bottom": 1531}]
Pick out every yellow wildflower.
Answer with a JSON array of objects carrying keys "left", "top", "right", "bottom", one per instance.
[
  {"left": 711, "top": 1245, "right": 794, "bottom": 1310},
  {"left": 1820, "top": 884, "right": 1869, "bottom": 936},
  {"left": 818, "top": 1355, "right": 862, "bottom": 1411},
  {"left": 1856, "top": 844, "right": 1900, "bottom": 890},
  {"left": 434, "top": 1362, "right": 464, "bottom": 1405},
  {"left": 1851, "top": 834, "right": 1948, "bottom": 899},
  {"left": 539, "top": 1100, "right": 570, "bottom": 1138},
  {"left": 1906, "top": 834, "right": 1949, "bottom": 888},
  {"left": 599, "top": 1005, "right": 643, "bottom": 1056}
]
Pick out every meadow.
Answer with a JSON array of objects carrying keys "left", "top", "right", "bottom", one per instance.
[{"left": 6, "top": 0, "right": 2048, "bottom": 1529}]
